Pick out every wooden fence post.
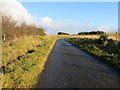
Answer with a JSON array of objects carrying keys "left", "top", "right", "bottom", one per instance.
[
  {"left": 118, "top": 32, "right": 120, "bottom": 41},
  {"left": 116, "top": 32, "right": 118, "bottom": 41},
  {"left": 3, "top": 34, "right": 6, "bottom": 41}
]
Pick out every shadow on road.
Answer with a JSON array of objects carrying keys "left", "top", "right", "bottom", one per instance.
[
  {"left": 63, "top": 62, "right": 118, "bottom": 75},
  {"left": 54, "top": 51, "right": 87, "bottom": 57}
]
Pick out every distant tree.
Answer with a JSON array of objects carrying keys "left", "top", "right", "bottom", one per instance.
[
  {"left": 97, "top": 31, "right": 105, "bottom": 35},
  {"left": 89, "top": 31, "right": 97, "bottom": 35},
  {"left": 78, "top": 32, "right": 88, "bottom": 35},
  {"left": 78, "top": 31, "right": 105, "bottom": 35},
  {"left": 78, "top": 32, "right": 89, "bottom": 35},
  {"left": 58, "top": 32, "right": 69, "bottom": 35}
]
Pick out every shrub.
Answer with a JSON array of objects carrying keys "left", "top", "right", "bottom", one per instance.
[
  {"left": 2, "top": 16, "right": 46, "bottom": 41},
  {"left": 99, "top": 34, "right": 108, "bottom": 41},
  {"left": 99, "top": 34, "right": 108, "bottom": 46}
]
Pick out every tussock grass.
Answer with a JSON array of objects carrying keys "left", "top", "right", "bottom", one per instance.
[{"left": 2, "top": 35, "right": 70, "bottom": 88}]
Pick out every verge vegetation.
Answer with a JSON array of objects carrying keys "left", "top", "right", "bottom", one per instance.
[
  {"left": 2, "top": 35, "right": 69, "bottom": 88},
  {"left": 66, "top": 36, "right": 120, "bottom": 69}
]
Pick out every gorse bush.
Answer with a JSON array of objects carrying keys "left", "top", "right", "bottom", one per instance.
[
  {"left": 99, "top": 34, "right": 108, "bottom": 46},
  {"left": 2, "top": 16, "right": 46, "bottom": 41},
  {"left": 99, "top": 34, "right": 108, "bottom": 41}
]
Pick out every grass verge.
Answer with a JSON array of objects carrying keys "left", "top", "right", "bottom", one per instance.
[
  {"left": 2, "top": 35, "right": 70, "bottom": 88},
  {"left": 66, "top": 38, "right": 120, "bottom": 69}
]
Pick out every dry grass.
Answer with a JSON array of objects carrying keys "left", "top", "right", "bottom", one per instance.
[
  {"left": 74, "top": 35, "right": 100, "bottom": 39},
  {"left": 106, "top": 33, "right": 120, "bottom": 41},
  {"left": 2, "top": 35, "right": 70, "bottom": 88},
  {"left": 73, "top": 33, "right": 120, "bottom": 41}
]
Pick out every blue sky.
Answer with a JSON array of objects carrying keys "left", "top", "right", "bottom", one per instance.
[{"left": 21, "top": 2, "right": 118, "bottom": 34}]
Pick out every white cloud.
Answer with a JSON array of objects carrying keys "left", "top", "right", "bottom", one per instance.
[
  {"left": 0, "top": 0, "right": 36, "bottom": 25},
  {"left": 40, "top": 16, "right": 117, "bottom": 35},
  {"left": 68, "top": 19, "right": 76, "bottom": 25},
  {"left": 91, "top": 26, "right": 117, "bottom": 33}
]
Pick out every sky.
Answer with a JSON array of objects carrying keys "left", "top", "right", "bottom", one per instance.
[
  {"left": 22, "top": 2, "right": 117, "bottom": 26},
  {"left": 0, "top": 0, "right": 118, "bottom": 35},
  {"left": 22, "top": 2, "right": 118, "bottom": 34}
]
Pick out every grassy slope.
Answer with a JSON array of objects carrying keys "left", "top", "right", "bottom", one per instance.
[
  {"left": 66, "top": 38, "right": 120, "bottom": 69},
  {"left": 2, "top": 35, "right": 70, "bottom": 88}
]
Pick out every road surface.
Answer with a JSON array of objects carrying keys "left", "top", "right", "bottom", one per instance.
[{"left": 35, "top": 39, "right": 120, "bottom": 88}]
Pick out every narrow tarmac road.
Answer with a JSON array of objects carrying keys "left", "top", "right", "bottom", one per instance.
[{"left": 35, "top": 39, "right": 119, "bottom": 88}]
